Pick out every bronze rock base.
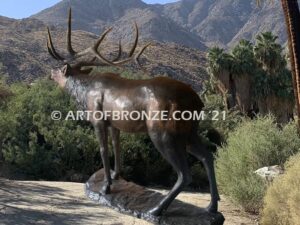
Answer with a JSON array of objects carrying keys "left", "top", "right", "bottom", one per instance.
[{"left": 85, "top": 169, "right": 225, "bottom": 225}]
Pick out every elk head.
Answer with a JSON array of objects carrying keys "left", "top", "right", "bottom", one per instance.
[{"left": 47, "top": 8, "right": 150, "bottom": 87}]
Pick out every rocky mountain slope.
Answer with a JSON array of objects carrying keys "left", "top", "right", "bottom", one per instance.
[
  {"left": 0, "top": 0, "right": 292, "bottom": 87},
  {"left": 0, "top": 16, "right": 207, "bottom": 91},
  {"left": 32, "top": 0, "right": 207, "bottom": 50},
  {"left": 32, "top": 0, "right": 291, "bottom": 48}
]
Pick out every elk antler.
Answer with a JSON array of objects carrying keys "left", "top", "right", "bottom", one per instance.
[
  {"left": 67, "top": 8, "right": 76, "bottom": 56},
  {"left": 47, "top": 8, "right": 151, "bottom": 69}
]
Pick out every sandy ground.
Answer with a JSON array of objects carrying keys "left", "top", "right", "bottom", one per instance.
[{"left": 0, "top": 179, "right": 258, "bottom": 225}]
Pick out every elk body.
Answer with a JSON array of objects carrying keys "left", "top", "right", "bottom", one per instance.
[{"left": 47, "top": 9, "right": 220, "bottom": 217}]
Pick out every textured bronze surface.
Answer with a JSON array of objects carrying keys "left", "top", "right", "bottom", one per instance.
[
  {"left": 48, "top": 8, "right": 222, "bottom": 217},
  {"left": 85, "top": 169, "right": 225, "bottom": 225}
]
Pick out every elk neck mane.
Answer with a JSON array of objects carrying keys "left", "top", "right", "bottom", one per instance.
[{"left": 64, "top": 75, "right": 91, "bottom": 110}]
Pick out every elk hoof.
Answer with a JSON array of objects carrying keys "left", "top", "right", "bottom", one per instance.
[
  {"left": 147, "top": 206, "right": 162, "bottom": 217},
  {"left": 100, "top": 184, "right": 111, "bottom": 195}
]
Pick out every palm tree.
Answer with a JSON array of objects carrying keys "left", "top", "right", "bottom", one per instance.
[
  {"left": 207, "top": 47, "right": 232, "bottom": 76},
  {"left": 253, "top": 32, "right": 294, "bottom": 123},
  {"left": 258, "top": 0, "right": 300, "bottom": 127},
  {"left": 231, "top": 39, "right": 255, "bottom": 114},
  {"left": 207, "top": 47, "right": 235, "bottom": 108},
  {"left": 254, "top": 32, "right": 284, "bottom": 74}
]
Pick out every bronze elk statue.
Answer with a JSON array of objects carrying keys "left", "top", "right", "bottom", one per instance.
[{"left": 46, "top": 9, "right": 220, "bottom": 217}]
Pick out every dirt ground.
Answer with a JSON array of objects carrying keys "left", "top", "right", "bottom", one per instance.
[{"left": 0, "top": 179, "right": 258, "bottom": 225}]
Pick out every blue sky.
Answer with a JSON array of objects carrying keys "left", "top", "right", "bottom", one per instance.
[{"left": 0, "top": 0, "right": 179, "bottom": 19}]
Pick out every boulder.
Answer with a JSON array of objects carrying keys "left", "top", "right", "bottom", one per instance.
[{"left": 255, "top": 165, "right": 284, "bottom": 183}]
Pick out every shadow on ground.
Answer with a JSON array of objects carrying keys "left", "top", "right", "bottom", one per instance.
[{"left": 0, "top": 179, "right": 117, "bottom": 225}]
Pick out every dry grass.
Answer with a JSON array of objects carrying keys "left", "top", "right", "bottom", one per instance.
[{"left": 261, "top": 153, "right": 300, "bottom": 225}]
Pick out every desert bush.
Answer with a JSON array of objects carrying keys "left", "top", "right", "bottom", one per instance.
[
  {"left": 261, "top": 153, "right": 300, "bottom": 225},
  {"left": 200, "top": 79, "right": 244, "bottom": 142},
  {"left": 1, "top": 79, "right": 100, "bottom": 180},
  {"left": 120, "top": 133, "right": 209, "bottom": 188},
  {"left": 215, "top": 116, "right": 300, "bottom": 212},
  {"left": 0, "top": 76, "right": 12, "bottom": 106},
  {"left": 120, "top": 133, "right": 175, "bottom": 186},
  {"left": 0, "top": 76, "right": 12, "bottom": 160},
  {"left": 199, "top": 109, "right": 243, "bottom": 144}
]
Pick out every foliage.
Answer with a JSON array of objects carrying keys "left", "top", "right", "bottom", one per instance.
[
  {"left": 199, "top": 104, "right": 243, "bottom": 143},
  {"left": 120, "top": 133, "right": 175, "bottom": 186},
  {"left": 207, "top": 47, "right": 232, "bottom": 76},
  {"left": 261, "top": 152, "right": 300, "bottom": 225},
  {"left": 200, "top": 79, "right": 244, "bottom": 141},
  {"left": 1, "top": 79, "right": 100, "bottom": 180},
  {"left": 230, "top": 39, "right": 256, "bottom": 77},
  {"left": 253, "top": 67, "right": 294, "bottom": 100},
  {"left": 254, "top": 32, "right": 285, "bottom": 73},
  {"left": 206, "top": 32, "right": 294, "bottom": 122},
  {"left": 215, "top": 116, "right": 300, "bottom": 212},
  {"left": 0, "top": 75, "right": 12, "bottom": 106},
  {"left": 120, "top": 133, "right": 211, "bottom": 188},
  {"left": 207, "top": 34, "right": 293, "bottom": 101},
  {"left": 253, "top": 32, "right": 293, "bottom": 100}
]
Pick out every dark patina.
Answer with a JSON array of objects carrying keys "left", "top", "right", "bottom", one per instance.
[{"left": 46, "top": 9, "right": 221, "bottom": 218}]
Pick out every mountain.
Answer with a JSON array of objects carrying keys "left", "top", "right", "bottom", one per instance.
[
  {"left": 0, "top": 16, "right": 15, "bottom": 27},
  {"left": 227, "top": 1, "right": 288, "bottom": 47},
  {"left": 0, "top": 0, "right": 292, "bottom": 89},
  {"left": 0, "top": 17, "right": 207, "bottom": 91},
  {"left": 32, "top": 0, "right": 290, "bottom": 48},
  {"left": 32, "top": 0, "right": 207, "bottom": 50}
]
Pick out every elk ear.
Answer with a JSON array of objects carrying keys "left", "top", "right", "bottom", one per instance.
[{"left": 62, "top": 64, "right": 72, "bottom": 77}]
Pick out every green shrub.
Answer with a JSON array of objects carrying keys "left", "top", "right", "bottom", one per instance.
[
  {"left": 261, "top": 153, "right": 300, "bottom": 225},
  {"left": 215, "top": 116, "right": 300, "bottom": 212},
  {"left": 1, "top": 79, "right": 99, "bottom": 180},
  {"left": 200, "top": 80, "right": 243, "bottom": 142},
  {"left": 120, "top": 133, "right": 175, "bottom": 186},
  {"left": 120, "top": 133, "right": 209, "bottom": 188},
  {"left": 199, "top": 109, "right": 243, "bottom": 144},
  {"left": 0, "top": 78, "right": 12, "bottom": 105}
]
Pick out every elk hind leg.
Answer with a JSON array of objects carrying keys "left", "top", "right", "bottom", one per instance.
[
  {"left": 109, "top": 126, "right": 121, "bottom": 180},
  {"left": 187, "top": 134, "right": 220, "bottom": 213},
  {"left": 147, "top": 132, "right": 192, "bottom": 216}
]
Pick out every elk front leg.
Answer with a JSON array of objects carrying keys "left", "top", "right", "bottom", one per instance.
[
  {"left": 94, "top": 124, "right": 112, "bottom": 194},
  {"left": 109, "top": 127, "right": 121, "bottom": 180}
]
